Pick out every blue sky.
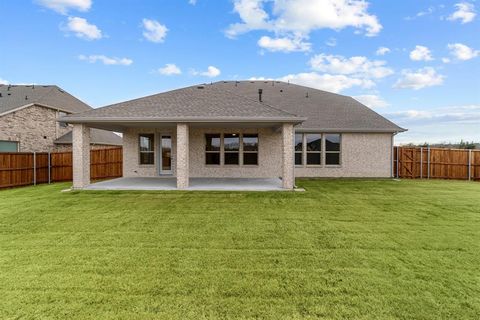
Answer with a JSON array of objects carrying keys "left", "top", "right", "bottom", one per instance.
[{"left": 1, "top": 0, "right": 479, "bottom": 143}]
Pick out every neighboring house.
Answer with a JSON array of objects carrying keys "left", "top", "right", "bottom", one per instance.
[
  {"left": 62, "top": 81, "right": 406, "bottom": 189},
  {"left": 0, "top": 84, "right": 122, "bottom": 152}
]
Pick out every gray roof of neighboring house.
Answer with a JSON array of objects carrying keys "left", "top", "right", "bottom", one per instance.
[
  {"left": 61, "top": 84, "right": 304, "bottom": 123},
  {"left": 54, "top": 128, "right": 122, "bottom": 146},
  {"left": 212, "top": 81, "right": 405, "bottom": 132},
  {"left": 0, "top": 84, "right": 91, "bottom": 115},
  {"left": 0, "top": 84, "right": 122, "bottom": 145}
]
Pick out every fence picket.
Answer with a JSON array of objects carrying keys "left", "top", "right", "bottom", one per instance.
[
  {"left": 393, "top": 147, "right": 479, "bottom": 181},
  {"left": 0, "top": 147, "right": 122, "bottom": 189}
]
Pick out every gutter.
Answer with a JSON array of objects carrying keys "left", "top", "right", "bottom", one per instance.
[{"left": 59, "top": 116, "right": 308, "bottom": 124}]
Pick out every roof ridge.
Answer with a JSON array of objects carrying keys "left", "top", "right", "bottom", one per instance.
[{"left": 217, "top": 84, "right": 300, "bottom": 118}]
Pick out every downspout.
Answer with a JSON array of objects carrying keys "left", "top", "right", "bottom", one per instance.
[{"left": 391, "top": 132, "right": 397, "bottom": 178}]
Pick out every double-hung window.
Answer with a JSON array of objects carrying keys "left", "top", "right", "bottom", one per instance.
[
  {"left": 306, "top": 133, "right": 322, "bottom": 165},
  {"left": 294, "top": 133, "right": 341, "bottom": 167},
  {"left": 224, "top": 134, "right": 240, "bottom": 165},
  {"left": 243, "top": 134, "right": 258, "bottom": 165},
  {"left": 139, "top": 134, "right": 154, "bottom": 165},
  {"left": 205, "top": 133, "right": 259, "bottom": 166},
  {"left": 294, "top": 133, "right": 303, "bottom": 165},
  {"left": 325, "top": 134, "right": 341, "bottom": 165},
  {"left": 205, "top": 134, "right": 221, "bottom": 165}
]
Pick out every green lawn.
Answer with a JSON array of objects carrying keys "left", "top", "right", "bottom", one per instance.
[{"left": 0, "top": 179, "right": 479, "bottom": 319}]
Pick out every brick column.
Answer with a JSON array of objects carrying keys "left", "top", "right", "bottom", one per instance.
[
  {"left": 72, "top": 124, "right": 90, "bottom": 189},
  {"left": 282, "top": 123, "right": 294, "bottom": 189},
  {"left": 176, "top": 123, "right": 189, "bottom": 189}
]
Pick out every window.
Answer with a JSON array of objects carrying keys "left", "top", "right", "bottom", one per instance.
[
  {"left": 58, "top": 111, "right": 68, "bottom": 128},
  {"left": 295, "top": 133, "right": 303, "bottom": 165},
  {"left": 205, "top": 134, "right": 221, "bottom": 165},
  {"left": 205, "top": 133, "right": 259, "bottom": 166},
  {"left": 325, "top": 134, "right": 341, "bottom": 165},
  {"left": 224, "top": 133, "right": 240, "bottom": 165},
  {"left": 294, "top": 133, "right": 342, "bottom": 167},
  {"left": 306, "top": 133, "right": 322, "bottom": 165},
  {"left": 0, "top": 140, "right": 19, "bottom": 152},
  {"left": 243, "top": 134, "right": 258, "bottom": 165},
  {"left": 139, "top": 134, "right": 154, "bottom": 165}
]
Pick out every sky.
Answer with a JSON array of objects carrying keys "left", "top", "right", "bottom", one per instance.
[{"left": 0, "top": 0, "right": 479, "bottom": 144}]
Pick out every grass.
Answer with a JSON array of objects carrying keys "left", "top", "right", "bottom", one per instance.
[{"left": 0, "top": 179, "right": 479, "bottom": 319}]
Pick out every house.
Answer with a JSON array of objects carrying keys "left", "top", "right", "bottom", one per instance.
[
  {"left": 61, "top": 81, "right": 406, "bottom": 190},
  {"left": 0, "top": 84, "right": 122, "bottom": 152}
]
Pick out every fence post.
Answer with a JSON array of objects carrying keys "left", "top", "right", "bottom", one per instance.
[
  {"left": 33, "top": 152, "right": 36, "bottom": 186},
  {"left": 396, "top": 147, "right": 399, "bottom": 178},
  {"left": 420, "top": 147, "right": 423, "bottom": 179},
  {"left": 427, "top": 147, "right": 430, "bottom": 179},
  {"left": 468, "top": 149, "right": 472, "bottom": 181},
  {"left": 48, "top": 152, "right": 51, "bottom": 184}
]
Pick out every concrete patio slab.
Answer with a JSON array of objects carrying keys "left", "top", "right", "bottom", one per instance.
[{"left": 84, "top": 177, "right": 285, "bottom": 191}]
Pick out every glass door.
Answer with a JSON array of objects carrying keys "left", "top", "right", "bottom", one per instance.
[{"left": 160, "top": 135, "right": 172, "bottom": 174}]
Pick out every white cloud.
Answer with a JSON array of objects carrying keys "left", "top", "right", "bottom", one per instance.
[
  {"left": 387, "top": 105, "right": 480, "bottom": 123},
  {"left": 78, "top": 55, "right": 133, "bottom": 66},
  {"left": 226, "top": 0, "right": 382, "bottom": 42},
  {"left": 405, "top": 6, "right": 435, "bottom": 20},
  {"left": 157, "top": 64, "right": 182, "bottom": 75},
  {"left": 257, "top": 35, "right": 311, "bottom": 52},
  {"left": 192, "top": 66, "right": 221, "bottom": 78},
  {"left": 36, "top": 0, "right": 91, "bottom": 14},
  {"left": 442, "top": 57, "right": 451, "bottom": 63},
  {"left": 325, "top": 38, "right": 337, "bottom": 47},
  {"left": 278, "top": 72, "right": 375, "bottom": 93},
  {"left": 388, "top": 105, "right": 480, "bottom": 144},
  {"left": 448, "top": 2, "right": 476, "bottom": 24},
  {"left": 354, "top": 94, "right": 389, "bottom": 108},
  {"left": 394, "top": 67, "right": 444, "bottom": 90},
  {"left": 309, "top": 54, "right": 394, "bottom": 79},
  {"left": 447, "top": 43, "right": 479, "bottom": 60},
  {"left": 409, "top": 45, "right": 433, "bottom": 61},
  {"left": 375, "top": 46, "right": 390, "bottom": 56},
  {"left": 0, "top": 78, "right": 9, "bottom": 85},
  {"left": 65, "top": 16, "right": 102, "bottom": 40},
  {"left": 142, "top": 19, "right": 168, "bottom": 43}
]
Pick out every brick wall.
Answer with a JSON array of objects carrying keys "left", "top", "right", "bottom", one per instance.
[{"left": 0, "top": 105, "right": 71, "bottom": 152}]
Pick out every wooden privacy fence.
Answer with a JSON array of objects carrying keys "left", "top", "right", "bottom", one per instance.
[
  {"left": 0, "top": 147, "right": 122, "bottom": 189},
  {"left": 393, "top": 147, "right": 480, "bottom": 181}
]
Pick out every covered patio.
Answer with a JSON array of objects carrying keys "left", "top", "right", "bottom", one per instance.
[{"left": 84, "top": 177, "right": 285, "bottom": 191}]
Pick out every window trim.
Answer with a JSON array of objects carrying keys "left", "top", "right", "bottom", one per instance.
[{"left": 138, "top": 133, "right": 155, "bottom": 165}]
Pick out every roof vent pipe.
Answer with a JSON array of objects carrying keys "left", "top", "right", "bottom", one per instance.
[{"left": 258, "top": 88, "right": 263, "bottom": 102}]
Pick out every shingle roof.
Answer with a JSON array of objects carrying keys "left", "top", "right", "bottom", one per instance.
[
  {"left": 62, "top": 84, "right": 303, "bottom": 122},
  {"left": 54, "top": 128, "right": 122, "bottom": 146},
  {"left": 0, "top": 85, "right": 91, "bottom": 115},
  {"left": 62, "top": 81, "right": 405, "bottom": 132},
  {"left": 212, "top": 81, "right": 405, "bottom": 132}
]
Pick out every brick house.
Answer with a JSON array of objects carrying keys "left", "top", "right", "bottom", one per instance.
[
  {"left": 62, "top": 81, "right": 406, "bottom": 190},
  {"left": 0, "top": 85, "right": 122, "bottom": 152}
]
